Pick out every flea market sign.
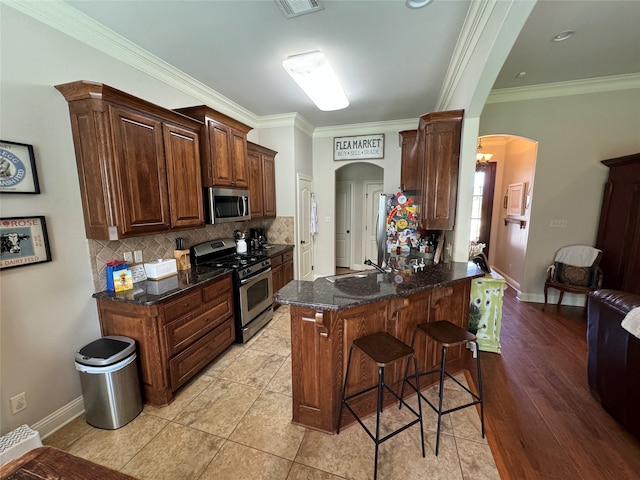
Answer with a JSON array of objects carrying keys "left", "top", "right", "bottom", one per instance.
[{"left": 334, "top": 134, "right": 384, "bottom": 161}]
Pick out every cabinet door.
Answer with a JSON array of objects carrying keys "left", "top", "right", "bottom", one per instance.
[
  {"left": 400, "top": 130, "right": 419, "bottom": 192},
  {"left": 272, "top": 263, "right": 284, "bottom": 293},
  {"left": 111, "top": 106, "right": 170, "bottom": 236},
  {"left": 164, "top": 123, "right": 204, "bottom": 228},
  {"left": 207, "top": 120, "right": 234, "bottom": 187},
  {"left": 262, "top": 153, "right": 277, "bottom": 217},
  {"left": 230, "top": 129, "right": 249, "bottom": 188},
  {"left": 248, "top": 149, "right": 264, "bottom": 218},
  {"left": 419, "top": 112, "right": 462, "bottom": 230}
]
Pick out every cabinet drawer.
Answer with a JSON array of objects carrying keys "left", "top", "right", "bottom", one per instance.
[
  {"left": 169, "top": 318, "right": 235, "bottom": 390},
  {"left": 202, "top": 275, "right": 232, "bottom": 303},
  {"left": 162, "top": 290, "right": 203, "bottom": 324},
  {"left": 283, "top": 250, "right": 293, "bottom": 263},
  {"left": 165, "top": 294, "right": 233, "bottom": 356},
  {"left": 271, "top": 254, "right": 283, "bottom": 267}
]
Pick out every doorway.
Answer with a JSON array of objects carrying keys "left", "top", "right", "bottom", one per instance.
[
  {"left": 296, "top": 174, "right": 313, "bottom": 280},
  {"left": 335, "top": 181, "right": 353, "bottom": 268},
  {"left": 470, "top": 161, "right": 497, "bottom": 259}
]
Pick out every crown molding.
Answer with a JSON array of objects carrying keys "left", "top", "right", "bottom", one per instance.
[
  {"left": 4, "top": 0, "right": 260, "bottom": 128},
  {"left": 487, "top": 73, "right": 640, "bottom": 104},
  {"left": 257, "top": 112, "right": 315, "bottom": 137},
  {"left": 313, "top": 118, "right": 419, "bottom": 139}
]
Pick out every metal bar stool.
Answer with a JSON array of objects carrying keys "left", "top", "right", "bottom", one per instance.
[
  {"left": 338, "top": 331, "right": 425, "bottom": 480},
  {"left": 401, "top": 320, "right": 484, "bottom": 456}
]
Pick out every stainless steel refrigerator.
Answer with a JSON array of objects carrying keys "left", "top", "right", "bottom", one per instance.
[{"left": 375, "top": 192, "right": 421, "bottom": 267}]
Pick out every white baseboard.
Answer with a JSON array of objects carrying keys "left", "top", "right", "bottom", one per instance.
[{"left": 32, "top": 396, "right": 84, "bottom": 440}]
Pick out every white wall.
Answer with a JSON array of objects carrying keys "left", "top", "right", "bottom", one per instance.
[{"left": 480, "top": 87, "right": 640, "bottom": 304}]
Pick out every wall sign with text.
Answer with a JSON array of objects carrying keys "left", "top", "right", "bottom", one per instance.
[{"left": 334, "top": 134, "right": 384, "bottom": 161}]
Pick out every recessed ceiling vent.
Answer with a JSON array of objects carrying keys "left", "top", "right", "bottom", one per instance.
[{"left": 275, "top": 0, "right": 324, "bottom": 18}]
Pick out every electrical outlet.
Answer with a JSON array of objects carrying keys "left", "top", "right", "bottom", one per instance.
[
  {"left": 123, "top": 251, "right": 133, "bottom": 263},
  {"left": 134, "top": 250, "right": 143, "bottom": 263},
  {"left": 324, "top": 216, "right": 331, "bottom": 223},
  {"left": 10, "top": 392, "right": 27, "bottom": 414}
]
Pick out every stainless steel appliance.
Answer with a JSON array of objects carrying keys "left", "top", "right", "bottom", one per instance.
[
  {"left": 191, "top": 238, "right": 273, "bottom": 343},
  {"left": 205, "top": 187, "right": 251, "bottom": 224}
]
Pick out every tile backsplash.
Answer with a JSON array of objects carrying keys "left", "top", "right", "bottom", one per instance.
[{"left": 89, "top": 216, "right": 294, "bottom": 292}]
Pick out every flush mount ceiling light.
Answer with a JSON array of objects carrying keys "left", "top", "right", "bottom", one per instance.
[
  {"left": 282, "top": 50, "right": 349, "bottom": 111},
  {"left": 552, "top": 30, "right": 575, "bottom": 42},
  {"left": 406, "top": 0, "right": 434, "bottom": 8},
  {"left": 476, "top": 139, "right": 493, "bottom": 162},
  {"left": 275, "top": 0, "right": 323, "bottom": 19}
]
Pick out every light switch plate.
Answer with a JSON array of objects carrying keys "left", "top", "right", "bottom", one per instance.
[
  {"left": 123, "top": 251, "right": 133, "bottom": 263},
  {"left": 134, "top": 250, "right": 143, "bottom": 263}
]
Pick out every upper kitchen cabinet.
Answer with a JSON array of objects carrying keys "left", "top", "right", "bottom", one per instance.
[
  {"left": 247, "top": 141, "right": 277, "bottom": 219},
  {"left": 175, "top": 106, "right": 252, "bottom": 189},
  {"left": 56, "top": 81, "right": 204, "bottom": 240},
  {"left": 415, "top": 110, "right": 463, "bottom": 231},
  {"left": 399, "top": 129, "right": 419, "bottom": 192}
]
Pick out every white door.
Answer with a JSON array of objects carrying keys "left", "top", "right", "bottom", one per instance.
[
  {"left": 297, "top": 175, "right": 314, "bottom": 281},
  {"left": 364, "top": 182, "right": 384, "bottom": 263},
  {"left": 335, "top": 181, "right": 353, "bottom": 268}
]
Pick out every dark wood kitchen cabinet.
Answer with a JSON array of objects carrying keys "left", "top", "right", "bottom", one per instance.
[
  {"left": 596, "top": 153, "right": 640, "bottom": 295},
  {"left": 415, "top": 110, "right": 464, "bottom": 230},
  {"left": 96, "top": 274, "right": 235, "bottom": 406},
  {"left": 56, "top": 81, "right": 204, "bottom": 240},
  {"left": 247, "top": 141, "right": 277, "bottom": 218},
  {"left": 399, "top": 129, "right": 419, "bottom": 192},
  {"left": 271, "top": 248, "right": 294, "bottom": 293},
  {"left": 175, "top": 105, "right": 252, "bottom": 189}
]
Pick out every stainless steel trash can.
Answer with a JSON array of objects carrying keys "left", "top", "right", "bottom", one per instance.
[{"left": 75, "top": 335, "right": 142, "bottom": 429}]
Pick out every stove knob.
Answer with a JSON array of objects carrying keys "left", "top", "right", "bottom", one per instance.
[{"left": 246, "top": 268, "right": 252, "bottom": 275}]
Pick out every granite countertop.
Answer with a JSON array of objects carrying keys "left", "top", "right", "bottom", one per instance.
[
  {"left": 274, "top": 261, "right": 484, "bottom": 311},
  {"left": 93, "top": 266, "right": 231, "bottom": 305},
  {"left": 250, "top": 244, "right": 294, "bottom": 257}
]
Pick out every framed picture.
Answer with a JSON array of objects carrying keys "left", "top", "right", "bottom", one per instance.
[
  {"left": 0, "top": 140, "right": 40, "bottom": 194},
  {"left": 0, "top": 216, "right": 52, "bottom": 269},
  {"left": 506, "top": 182, "right": 527, "bottom": 216}
]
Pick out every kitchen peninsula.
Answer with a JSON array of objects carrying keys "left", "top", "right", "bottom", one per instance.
[{"left": 274, "top": 262, "right": 483, "bottom": 433}]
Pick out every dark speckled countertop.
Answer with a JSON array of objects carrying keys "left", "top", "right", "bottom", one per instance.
[
  {"left": 274, "top": 262, "right": 483, "bottom": 311},
  {"left": 92, "top": 266, "right": 231, "bottom": 305},
  {"left": 250, "top": 244, "right": 294, "bottom": 257}
]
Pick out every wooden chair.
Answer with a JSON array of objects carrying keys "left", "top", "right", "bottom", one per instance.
[{"left": 544, "top": 245, "right": 603, "bottom": 306}]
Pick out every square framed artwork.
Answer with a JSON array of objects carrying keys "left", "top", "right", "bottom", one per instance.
[
  {"left": 0, "top": 140, "right": 40, "bottom": 194},
  {"left": 0, "top": 216, "right": 52, "bottom": 269}
]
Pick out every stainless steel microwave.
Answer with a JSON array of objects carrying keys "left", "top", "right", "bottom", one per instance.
[{"left": 205, "top": 187, "right": 251, "bottom": 224}]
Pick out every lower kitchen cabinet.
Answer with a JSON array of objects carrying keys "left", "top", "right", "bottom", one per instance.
[
  {"left": 271, "top": 248, "right": 294, "bottom": 293},
  {"left": 96, "top": 274, "right": 234, "bottom": 406}
]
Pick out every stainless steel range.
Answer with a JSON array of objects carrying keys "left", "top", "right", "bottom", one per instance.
[{"left": 191, "top": 238, "right": 273, "bottom": 343}]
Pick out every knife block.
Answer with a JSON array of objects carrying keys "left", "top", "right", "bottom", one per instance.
[{"left": 173, "top": 249, "right": 191, "bottom": 271}]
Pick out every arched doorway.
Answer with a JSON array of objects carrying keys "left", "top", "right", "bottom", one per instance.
[
  {"left": 471, "top": 135, "right": 537, "bottom": 291},
  {"left": 335, "top": 163, "right": 384, "bottom": 272}
]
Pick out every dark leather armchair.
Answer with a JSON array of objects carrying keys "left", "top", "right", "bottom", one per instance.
[
  {"left": 544, "top": 245, "right": 603, "bottom": 305},
  {"left": 587, "top": 289, "right": 640, "bottom": 440}
]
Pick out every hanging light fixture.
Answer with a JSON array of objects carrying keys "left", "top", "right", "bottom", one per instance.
[{"left": 476, "top": 139, "right": 493, "bottom": 162}]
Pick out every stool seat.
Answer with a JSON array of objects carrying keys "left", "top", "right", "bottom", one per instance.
[
  {"left": 338, "top": 331, "right": 424, "bottom": 480},
  {"left": 402, "top": 319, "right": 484, "bottom": 456},
  {"left": 416, "top": 320, "right": 477, "bottom": 347},
  {"left": 353, "top": 331, "right": 414, "bottom": 365}
]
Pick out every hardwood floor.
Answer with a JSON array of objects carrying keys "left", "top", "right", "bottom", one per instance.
[{"left": 476, "top": 288, "right": 640, "bottom": 479}]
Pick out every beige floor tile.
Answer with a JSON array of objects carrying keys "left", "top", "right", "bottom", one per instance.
[
  {"left": 230, "top": 390, "right": 306, "bottom": 460},
  {"left": 265, "top": 356, "right": 292, "bottom": 396},
  {"left": 66, "top": 412, "right": 167, "bottom": 470},
  {"left": 173, "top": 377, "right": 261, "bottom": 438},
  {"left": 218, "top": 349, "right": 287, "bottom": 389},
  {"left": 201, "top": 344, "right": 246, "bottom": 378},
  {"left": 199, "top": 441, "right": 292, "bottom": 480},
  {"left": 269, "top": 309, "right": 292, "bottom": 333},
  {"left": 144, "top": 374, "right": 214, "bottom": 420},
  {"left": 456, "top": 436, "right": 500, "bottom": 480},
  {"left": 43, "top": 415, "right": 93, "bottom": 451},
  {"left": 120, "top": 422, "right": 224, "bottom": 480},
  {"left": 287, "top": 463, "right": 347, "bottom": 479},
  {"left": 248, "top": 328, "right": 291, "bottom": 356}
]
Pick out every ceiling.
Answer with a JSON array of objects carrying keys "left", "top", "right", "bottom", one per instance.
[{"left": 64, "top": 0, "right": 640, "bottom": 128}]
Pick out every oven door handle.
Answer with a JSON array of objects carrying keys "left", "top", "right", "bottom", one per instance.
[{"left": 239, "top": 267, "right": 272, "bottom": 285}]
